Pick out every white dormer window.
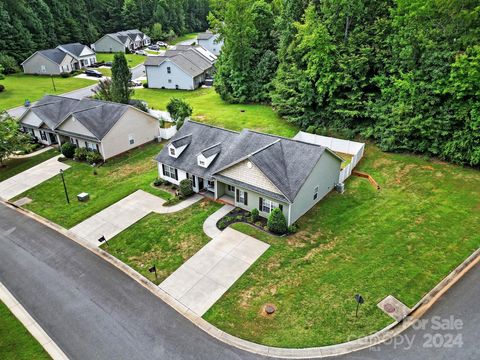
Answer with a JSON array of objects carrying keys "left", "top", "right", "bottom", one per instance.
[
  {"left": 199, "top": 160, "right": 205, "bottom": 166},
  {"left": 170, "top": 147, "right": 175, "bottom": 156}
]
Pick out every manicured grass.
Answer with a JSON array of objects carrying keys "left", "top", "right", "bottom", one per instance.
[
  {"left": 95, "top": 68, "right": 112, "bottom": 77},
  {"left": 0, "top": 301, "right": 50, "bottom": 360},
  {"left": 135, "top": 87, "right": 298, "bottom": 137},
  {"left": 17, "top": 142, "right": 172, "bottom": 228},
  {"left": 0, "top": 149, "right": 58, "bottom": 182},
  {"left": 102, "top": 200, "right": 222, "bottom": 284},
  {"left": 171, "top": 32, "right": 198, "bottom": 45},
  {"left": 95, "top": 53, "right": 146, "bottom": 68},
  {"left": 203, "top": 145, "right": 480, "bottom": 347},
  {"left": 0, "top": 74, "right": 96, "bottom": 110}
]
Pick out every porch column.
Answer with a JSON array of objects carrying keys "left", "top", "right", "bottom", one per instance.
[{"left": 214, "top": 180, "right": 218, "bottom": 200}]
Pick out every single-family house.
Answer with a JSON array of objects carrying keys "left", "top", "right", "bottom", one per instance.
[
  {"left": 156, "top": 120, "right": 343, "bottom": 225},
  {"left": 145, "top": 47, "right": 214, "bottom": 90},
  {"left": 21, "top": 43, "right": 96, "bottom": 75},
  {"left": 93, "top": 29, "right": 151, "bottom": 53},
  {"left": 19, "top": 95, "right": 159, "bottom": 160},
  {"left": 197, "top": 31, "right": 223, "bottom": 56}
]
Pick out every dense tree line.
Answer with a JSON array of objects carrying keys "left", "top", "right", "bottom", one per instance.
[
  {"left": 213, "top": 0, "right": 480, "bottom": 166},
  {"left": 0, "top": 0, "right": 209, "bottom": 62}
]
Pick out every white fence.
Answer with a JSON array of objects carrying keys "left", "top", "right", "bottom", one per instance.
[
  {"left": 293, "top": 131, "right": 365, "bottom": 183},
  {"left": 159, "top": 125, "right": 177, "bottom": 140}
]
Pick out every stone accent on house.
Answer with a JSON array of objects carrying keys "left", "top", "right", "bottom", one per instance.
[{"left": 219, "top": 160, "right": 282, "bottom": 196}]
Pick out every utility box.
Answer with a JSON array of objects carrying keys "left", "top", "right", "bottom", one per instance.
[
  {"left": 77, "top": 192, "right": 90, "bottom": 202},
  {"left": 335, "top": 183, "right": 345, "bottom": 194}
]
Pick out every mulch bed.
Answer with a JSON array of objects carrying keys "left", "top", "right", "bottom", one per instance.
[{"left": 216, "top": 208, "right": 286, "bottom": 237}]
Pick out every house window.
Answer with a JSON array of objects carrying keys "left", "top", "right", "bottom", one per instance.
[
  {"left": 259, "top": 197, "right": 282, "bottom": 214},
  {"left": 129, "top": 135, "right": 135, "bottom": 145},
  {"left": 207, "top": 180, "right": 215, "bottom": 189},
  {"left": 168, "top": 79, "right": 172, "bottom": 83},
  {"left": 187, "top": 174, "right": 196, "bottom": 188},
  {"left": 236, "top": 189, "right": 248, "bottom": 205},
  {"left": 41, "top": 65, "right": 46, "bottom": 73},
  {"left": 199, "top": 160, "right": 205, "bottom": 166},
  {"left": 169, "top": 147, "right": 175, "bottom": 156},
  {"left": 167, "top": 66, "right": 171, "bottom": 74},
  {"left": 162, "top": 164, "right": 178, "bottom": 180},
  {"left": 175, "top": 85, "right": 179, "bottom": 89},
  {"left": 40, "top": 131, "right": 47, "bottom": 141},
  {"left": 30, "top": 129, "right": 35, "bottom": 136},
  {"left": 313, "top": 186, "right": 319, "bottom": 200},
  {"left": 227, "top": 185, "right": 235, "bottom": 192}
]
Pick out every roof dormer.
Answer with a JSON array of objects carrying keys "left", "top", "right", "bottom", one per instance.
[
  {"left": 197, "top": 143, "right": 221, "bottom": 168},
  {"left": 168, "top": 134, "right": 191, "bottom": 158}
]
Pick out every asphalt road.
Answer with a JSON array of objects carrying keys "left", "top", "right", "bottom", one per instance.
[{"left": 0, "top": 203, "right": 478, "bottom": 360}]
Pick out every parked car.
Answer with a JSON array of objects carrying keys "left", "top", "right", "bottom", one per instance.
[
  {"left": 85, "top": 69, "right": 103, "bottom": 78},
  {"left": 148, "top": 45, "right": 160, "bottom": 51},
  {"left": 156, "top": 41, "right": 167, "bottom": 47},
  {"left": 135, "top": 50, "right": 147, "bottom": 56},
  {"left": 104, "top": 61, "right": 112, "bottom": 67},
  {"left": 129, "top": 80, "right": 142, "bottom": 87}
]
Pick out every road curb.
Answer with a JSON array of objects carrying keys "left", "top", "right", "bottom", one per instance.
[
  {"left": 0, "top": 282, "right": 69, "bottom": 360},
  {"left": 3, "top": 200, "right": 478, "bottom": 359}
]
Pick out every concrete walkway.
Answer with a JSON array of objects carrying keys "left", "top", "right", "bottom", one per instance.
[
  {"left": 160, "top": 206, "right": 270, "bottom": 316},
  {"left": 0, "top": 155, "right": 69, "bottom": 200},
  {"left": 0, "top": 282, "right": 69, "bottom": 360},
  {"left": 9, "top": 146, "right": 53, "bottom": 159},
  {"left": 69, "top": 190, "right": 201, "bottom": 247}
]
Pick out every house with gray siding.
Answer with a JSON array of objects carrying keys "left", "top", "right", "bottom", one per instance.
[
  {"left": 197, "top": 31, "right": 223, "bottom": 56},
  {"left": 19, "top": 95, "right": 159, "bottom": 160},
  {"left": 93, "top": 29, "right": 151, "bottom": 53},
  {"left": 22, "top": 43, "right": 96, "bottom": 75},
  {"left": 145, "top": 47, "right": 214, "bottom": 90},
  {"left": 156, "top": 120, "right": 343, "bottom": 225}
]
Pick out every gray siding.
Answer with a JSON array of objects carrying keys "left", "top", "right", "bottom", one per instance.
[
  {"left": 22, "top": 53, "right": 65, "bottom": 75},
  {"left": 289, "top": 151, "right": 341, "bottom": 224},
  {"left": 94, "top": 36, "right": 126, "bottom": 53},
  {"left": 146, "top": 61, "right": 196, "bottom": 90}
]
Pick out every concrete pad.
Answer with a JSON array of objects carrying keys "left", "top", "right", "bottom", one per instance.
[
  {"left": 377, "top": 295, "right": 411, "bottom": 321},
  {"left": 159, "top": 224, "right": 269, "bottom": 316},
  {"left": 0, "top": 156, "right": 70, "bottom": 200},
  {"left": 13, "top": 197, "right": 32, "bottom": 206}
]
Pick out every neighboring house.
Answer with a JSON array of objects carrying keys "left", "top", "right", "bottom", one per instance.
[
  {"left": 156, "top": 120, "right": 343, "bottom": 225},
  {"left": 145, "top": 47, "right": 214, "bottom": 90},
  {"left": 93, "top": 29, "right": 151, "bottom": 53},
  {"left": 22, "top": 43, "right": 96, "bottom": 75},
  {"left": 197, "top": 31, "right": 223, "bottom": 56},
  {"left": 19, "top": 95, "right": 159, "bottom": 160}
]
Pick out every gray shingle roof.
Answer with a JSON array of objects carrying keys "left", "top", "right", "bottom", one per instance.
[
  {"left": 20, "top": 95, "right": 131, "bottom": 140},
  {"left": 145, "top": 54, "right": 205, "bottom": 77},
  {"left": 156, "top": 120, "right": 337, "bottom": 202},
  {"left": 37, "top": 49, "right": 69, "bottom": 65},
  {"left": 201, "top": 143, "right": 222, "bottom": 158},
  {"left": 164, "top": 49, "right": 213, "bottom": 70},
  {"left": 171, "top": 134, "right": 192, "bottom": 148},
  {"left": 197, "top": 32, "right": 214, "bottom": 40},
  {"left": 58, "top": 43, "right": 88, "bottom": 57}
]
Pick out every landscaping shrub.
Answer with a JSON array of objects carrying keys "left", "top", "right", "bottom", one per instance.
[
  {"left": 250, "top": 208, "right": 259, "bottom": 222},
  {"left": 179, "top": 179, "right": 193, "bottom": 197},
  {"left": 154, "top": 178, "right": 165, "bottom": 186},
  {"left": 0, "top": 53, "right": 19, "bottom": 74},
  {"left": 143, "top": 82, "right": 148, "bottom": 88},
  {"left": 60, "top": 142, "right": 76, "bottom": 159},
  {"left": 267, "top": 208, "right": 288, "bottom": 234},
  {"left": 86, "top": 151, "right": 103, "bottom": 164},
  {"left": 288, "top": 224, "right": 298, "bottom": 234},
  {"left": 60, "top": 72, "right": 70, "bottom": 78},
  {"left": 306, "top": 125, "right": 317, "bottom": 134},
  {"left": 74, "top": 147, "right": 88, "bottom": 161},
  {"left": 0, "top": 84, "right": 4, "bottom": 92}
]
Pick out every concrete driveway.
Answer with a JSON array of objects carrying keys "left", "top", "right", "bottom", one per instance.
[
  {"left": 69, "top": 190, "right": 201, "bottom": 246},
  {"left": 0, "top": 155, "right": 69, "bottom": 200},
  {"left": 160, "top": 227, "right": 270, "bottom": 316}
]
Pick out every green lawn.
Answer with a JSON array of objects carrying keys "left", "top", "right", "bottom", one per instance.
[
  {"left": 135, "top": 87, "right": 298, "bottom": 137},
  {"left": 0, "top": 74, "right": 96, "bottom": 110},
  {"left": 95, "top": 53, "right": 146, "bottom": 68},
  {"left": 0, "top": 149, "right": 58, "bottom": 182},
  {"left": 203, "top": 145, "right": 480, "bottom": 347},
  {"left": 102, "top": 200, "right": 222, "bottom": 284},
  {"left": 171, "top": 32, "right": 198, "bottom": 45},
  {"left": 17, "top": 142, "right": 172, "bottom": 228},
  {"left": 0, "top": 301, "right": 50, "bottom": 360}
]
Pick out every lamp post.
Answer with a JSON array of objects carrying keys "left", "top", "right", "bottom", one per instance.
[
  {"left": 51, "top": 75, "right": 57, "bottom": 92},
  {"left": 355, "top": 294, "right": 364, "bottom": 318},
  {"left": 59, "top": 169, "right": 69, "bottom": 204},
  {"left": 149, "top": 265, "right": 158, "bottom": 282},
  {"left": 98, "top": 235, "right": 108, "bottom": 247}
]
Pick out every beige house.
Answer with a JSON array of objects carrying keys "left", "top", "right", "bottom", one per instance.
[{"left": 19, "top": 95, "right": 160, "bottom": 160}]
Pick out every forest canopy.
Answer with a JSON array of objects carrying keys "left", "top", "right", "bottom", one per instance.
[
  {"left": 0, "top": 0, "right": 209, "bottom": 62},
  {"left": 211, "top": 0, "right": 480, "bottom": 166}
]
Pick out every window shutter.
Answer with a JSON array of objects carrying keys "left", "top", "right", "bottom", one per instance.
[
  {"left": 174, "top": 168, "right": 178, "bottom": 180},
  {"left": 236, "top": 189, "right": 240, "bottom": 203},
  {"left": 192, "top": 175, "right": 196, "bottom": 187},
  {"left": 279, "top": 204, "right": 283, "bottom": 211},
  {"left": 259, "top": 197, "right": 263, "bottom": 210},
  {"left": 162, "top": 164, "right": 166, "bottom": 176},
  {"left": 244, "top": 192, "right": 248, "bottom": 206}
]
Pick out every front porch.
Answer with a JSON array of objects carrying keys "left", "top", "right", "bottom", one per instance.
[{"left": 197, "top": 179, "right": 235, "bottom": 206}]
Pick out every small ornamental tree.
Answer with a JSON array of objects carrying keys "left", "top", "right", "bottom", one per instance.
[
  {"left": 267, "top": 208, "right": 287, "bottom": 234},
  {"left": 179, "top": 179, "right": 193, "bottom": 197},
  {"left": 92, "top": 78, "right": 113, "bottom": 101},
  {"left": 60, "top": 142, "right": 76, "bottom": 158},
  {"left": 0, "top": 113, "right": 31, "bottom": 166},
  {"left": 166, "top": 98, "right": 192, "bottom": 130}
]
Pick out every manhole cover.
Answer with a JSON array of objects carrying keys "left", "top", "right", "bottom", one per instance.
[
  {"left": 264, "top": 304, "right": 276, "bottom": 315},
  {"left": 384, "top": 303, "right": 396, "bottom": 313}
]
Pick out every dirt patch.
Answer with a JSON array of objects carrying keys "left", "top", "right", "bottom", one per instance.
[
  {"left": 394, "top": 164, "right": 416, "bottom": 184},
  {"left": 110, "top": 161, "right": 153, "bottom": 180},
  {"left": 239, "top": 288, "right": 255, "bottom": 308},
  {"left": 303, "top": 238, "right": 339, "bottom": 261},
  {"left": 422, "top": 165, "right": 434, "bottom": 171}
]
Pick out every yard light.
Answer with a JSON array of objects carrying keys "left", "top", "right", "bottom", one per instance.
[
  {"left": 59, "top": 169, "right": 69, "bottom": 204},
  {"left": 98, "top": 235, "right": 108, "bottom": 246},
  {"left": 148, "top": 265, "right": 158, "bottom": 282},
  {"left": 355, "top": 294, "right": 364, "bottom": 318},
  {"left": 51, "top": 75, "right": 57, "bottom": 92}
]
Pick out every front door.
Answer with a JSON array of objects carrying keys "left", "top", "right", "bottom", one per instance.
[
  {"left": 198, "top": 177, "right": 204, "bottom": 191},
  {"left": 48, "top": 132, "right": 57, "bottom": 144}
]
